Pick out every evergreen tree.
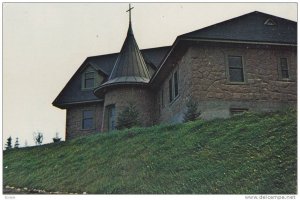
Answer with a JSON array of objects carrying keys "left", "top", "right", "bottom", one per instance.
[
  {"left": 14, "top": 137, "right": 20, "bottom": 148},
  {"left": 117, "top": 103, "right": 140, "bottom": 130},
  {"left": 183, "top": 98, "right": 201, "bottom": 122},
  {"left": 5, "top": 137, "right": 12, "bottom": 150}
]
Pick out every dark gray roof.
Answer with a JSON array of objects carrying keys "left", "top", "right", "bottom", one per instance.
[
  {"left": 52, "top": 45, "right": 170, "bottom": 109},
  {"left": 88, "top": 46, "right": 169, "bottom": 76},
  {"left": 53, "top": 11, "right": 296, "bottom": 109},
  {"left": 102, "top": 22, "right": 151, "bottom": 87},
  {"left": 179, "top": 11, "right": 297, "bottom": 44},
  {"left": 150, "top": 11, "right": 297, "bottom": 88}
]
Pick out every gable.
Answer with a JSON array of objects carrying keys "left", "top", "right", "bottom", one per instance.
[
  {"left": 179, "top": 11, "right": 297, "bottom": 44},
  {"left": 52, "top": 62, "right": 106, "bottom": 109},
  {"left": 81, "top": 65, "right": 105, "bottom": 90},
  {"left": 151, "top": 11, "right": 297, "bottom": 88}
]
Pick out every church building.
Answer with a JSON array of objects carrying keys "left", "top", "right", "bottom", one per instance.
[{"left": 53, "top": 7, "right": 297, "bottom": 140}]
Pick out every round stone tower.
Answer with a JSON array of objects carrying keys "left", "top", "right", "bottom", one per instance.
[{"left": 94, "top": 8, "right": 155, "bottom": 132}]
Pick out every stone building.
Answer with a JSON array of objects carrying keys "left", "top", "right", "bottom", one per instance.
[{"left": 53, "top": 10, "right": 297, "bottom": 140}]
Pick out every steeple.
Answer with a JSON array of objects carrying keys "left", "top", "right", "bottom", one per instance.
[{"left": 100, "top": 4, "right": 150, "bottom": 87}]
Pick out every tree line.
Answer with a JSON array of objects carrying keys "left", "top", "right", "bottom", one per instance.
[{"left": 5, "top": 132, "right": 61, "bottom": 150}]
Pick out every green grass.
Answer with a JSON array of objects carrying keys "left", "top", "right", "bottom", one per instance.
[{"left": 3, "top": 110, "right": 297, "bottom": 194}]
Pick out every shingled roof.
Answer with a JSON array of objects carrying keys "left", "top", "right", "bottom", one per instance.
[
  {"left": 52, "top": 46, "right": 170, "bottom": 108},
  {"left": 150, "top": 11, "right": 297, "bottom": 88},
  {"left": 179, "top": 11, "right": 297, "bottom": 44},
  {"left": 53, "top": 10, "right": 296, "bottom": 109}
]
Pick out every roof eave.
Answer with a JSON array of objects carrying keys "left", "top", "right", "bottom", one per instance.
[
  {"left": 150, "top": 36, "right": 297, "bottom": 88},
  {"left": 177, "top": 37, "right": 297, "bottom": 46},
  {"left": 94, "top": 81, "right": 149, "bottom": 97},
  {"left": 52, "top": 99, "right": 104, "bottom": 109}
]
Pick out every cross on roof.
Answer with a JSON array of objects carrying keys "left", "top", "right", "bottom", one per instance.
[{"left": 126, "top": 3, "right": 134, "bottom": 23}]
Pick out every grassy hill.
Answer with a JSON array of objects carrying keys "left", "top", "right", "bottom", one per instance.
[{"left": 3, "top": 110, "right": 297, "bottom": 194}]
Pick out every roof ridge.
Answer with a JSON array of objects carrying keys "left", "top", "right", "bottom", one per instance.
[
  {"left": 179, "top": 11, "right": 296, "bottom": 38},
  {"left": 87, "top": 46, "right": 171, "bottom": 59}
]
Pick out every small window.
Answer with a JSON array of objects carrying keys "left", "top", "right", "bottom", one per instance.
[
  {"left": 279, "top": 58, "right": 289, "bottom": 79},
  {"left": 107, "top": 105, "right": 116, "bottom": 131},
  {"left": 161, "top": 88, "right": 164, "bottom": 108},
  {"left": 228, "top": 56, "right": 244, "bottom": 82},
  {"left": 82, "top": 110, "right": 94, "bottom": 130},
  {"left": 169, "top": 78, "right": 173, "bottom": 102},
  {"left": 168, "top": 70, "right": 179, "bottom": 103},
  {"left": 230, "top": 108, "right": 248, "bottom": 116},
  {"left": 174, "top": 71, "right": 179, "bottom": 97},
  {"left": 83, "top": 71, "right": 95, "bottom": 89}
]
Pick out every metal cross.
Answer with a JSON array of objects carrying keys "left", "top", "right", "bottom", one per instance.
[{"left": 126, "top": 3, "right": 134, "bottom": 22}]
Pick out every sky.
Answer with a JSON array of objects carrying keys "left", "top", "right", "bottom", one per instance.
[{"left": 3, "top": 2, "right": 297, "bottom": 147}]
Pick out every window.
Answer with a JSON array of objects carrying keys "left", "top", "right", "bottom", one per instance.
[
  {"left": 161, "top": 88, "right": 164, "bottom": 108},
  {"left": 230, "top": 108, "right": 248, "bottom": 116},
  {"left": 82, "top": 110, "right": 94, "bottom": 130},
  {"left": 174, "top": 71, "right": 179, "bottom": 97},
  {"left": 83, "top": 71, "right": 95, "bottom": 89},
  {"left": 169, "top": 70, "right": 179, "bottom": 103},
  {"left": 279, "top": 58, "right": 289, "bottom": 79},
  {"left": 107, "top": 105, "right": 116, "bottom": 131},
  {"left": 228, "top": 56, "right": 244, "bottom": 82},
  {"left": 169, "top": 78, "right": 173, "bottom": 102}
]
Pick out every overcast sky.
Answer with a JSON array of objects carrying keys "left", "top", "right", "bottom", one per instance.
[{"left": 3, "top": 2, "right": 297, "bottom": 147}]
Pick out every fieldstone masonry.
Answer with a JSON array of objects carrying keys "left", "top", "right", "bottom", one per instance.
[
  {"left": 156, "top": 43, "right": 296, "bottom": 122},
  {"left": 156, "top": 46, "right": 194, "bottom": 124},
  {"left": 65, "top": 43, "right": 296, "bottom": 138},
  {"left": 103, "top": 86, "right": 155, "bottom": 131},
  {"left": 66, "top": 103, "right": 103, "bottom": 140},
  {"left": 54, "top": 11, "right": 297, "bottom": 140}
]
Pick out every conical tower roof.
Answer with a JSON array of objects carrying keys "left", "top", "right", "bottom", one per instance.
[{"left": 101, "top": 21, "right": 150, "bottom": 86}]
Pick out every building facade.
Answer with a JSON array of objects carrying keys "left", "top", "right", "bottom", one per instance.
[{"left": 53, "top": 11, "right": 297, "bottom": 140}]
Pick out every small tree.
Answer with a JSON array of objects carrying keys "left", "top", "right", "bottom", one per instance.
[
  {"left": 183, "top": 98, "right": 201, "bottom": 122},
  {"left": 33, "top": 132, "right": 43, "bottom": 146},
  {"left": 117, "top": 103, "right": 140, "bottom": 130},
  {"left": 5, "top": 137, "right": 12, "bottom": 150},
  {"left": 14, "top": 137, "right": 20, "bottom": 149}
]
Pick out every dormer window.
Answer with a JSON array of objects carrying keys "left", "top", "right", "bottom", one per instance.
[
  {"left": 264, "top": 18, "right": 276, "bottom": 26},
  {"left": 81, "top": 65, "right": 105, "bottom": 90},
  {"left": 83, "top": 71, "right": 95, "bottom": 89}
]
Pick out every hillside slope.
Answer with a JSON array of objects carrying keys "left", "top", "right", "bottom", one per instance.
[{"left": 3, "top": 110, "right": 297, "bottom": 194}]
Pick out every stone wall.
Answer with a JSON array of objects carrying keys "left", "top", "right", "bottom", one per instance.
[
  {"left": 155, "top": 48, "right": 194, "bottom": 124},
  {"left": 65, "top": 43, "right": 297, "bottom": 139},
  {"left": 102, "top": 86, "right": 155, "bottom": 131},
  {"left": 66, "top": 103, "right": 103, "bottom": 140},
  {"left": 156, "top": 43, "right": 297, "bottom": 122}
]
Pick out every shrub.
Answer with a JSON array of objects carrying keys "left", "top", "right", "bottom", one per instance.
[
  {"left": 53, "top": 132, "right": 61, "bottom": 143},
  {"left": 117, "top": 103, "right": 140, "bottom": 130},
  {"left": 33, "top": 132, "right": 43, "bottom": 146},
  {"left": 183, "top": 98, "right": 201, "bottom": 122}
]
